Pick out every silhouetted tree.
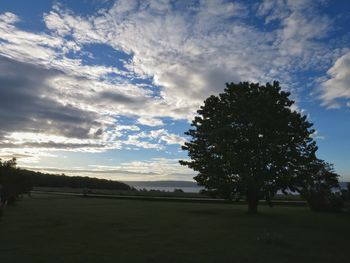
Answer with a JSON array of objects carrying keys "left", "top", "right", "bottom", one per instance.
[
  {"left": 299, "top": 159, "right": 343, "bottom": 211},
  {"left": 346, "top": 183, "right": 350, "bottom": 201},
  {"left": 0, "top": 158, "right": 32, "bottom": 205},
  {"left": 180, "top": 81, "right": 318, "bottom": 213}
]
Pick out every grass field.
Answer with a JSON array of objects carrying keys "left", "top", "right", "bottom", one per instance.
[
  {"left": 0, "top": 193, "right": 349, "bottom": 263},
  {"left": 32, "top": 186, "right": 304, "bottom": 201}
]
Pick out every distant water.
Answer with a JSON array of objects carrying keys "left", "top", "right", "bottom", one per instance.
[
  {"left": 124, "top": 181, "right": 204, "bottom": 193},
  {"left": 125, "top": 181, "right": 348, "bottom": 194},
  {"left": 339, "top": 182, "right": 349, "bottom": 189}
]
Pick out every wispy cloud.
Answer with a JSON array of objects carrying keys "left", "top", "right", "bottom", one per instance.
[
  {"left": 0, "top": 0, "right": 349, "bottom": 169},
  {"left": 23, "top": 157, "right": 195, "bottom": 181}
]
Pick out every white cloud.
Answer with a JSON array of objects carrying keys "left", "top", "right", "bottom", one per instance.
[
  {"left": 117, "top": 157, "right": 194, "bottom": 179},
  {"left": 257, "top": 0, "right": 335, "bottom": 72},
  {"left": 0, "top": 12, "right": 20, "bottom": 24},
  {"left": 137, "top": 116, "right": 164, "bottom": 126},
  {"left": 21, "top": 157, "right": 195, "bottom": 181},
  {"left": 122, "top": 128, "right": 185, "bottom": 150},
  {"left": 311, "top": 130, "right": 326, "bottom": 140},
  {"left": 0, "top": 0, "right": 347, "bottom": 158},
  {"left": 320, "top": 51, "right": 350, "bottom": 107},
  {"left": 157, "top": 130, "right": 187, "bottom": 145}
]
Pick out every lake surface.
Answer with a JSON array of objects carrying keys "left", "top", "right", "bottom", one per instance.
[{"left": 124, "top": 181, "right": 204, "bottom": 193}]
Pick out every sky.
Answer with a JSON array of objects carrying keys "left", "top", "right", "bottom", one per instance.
[{"left": 0, "top": 0, "right": 349, "bottom": 182}]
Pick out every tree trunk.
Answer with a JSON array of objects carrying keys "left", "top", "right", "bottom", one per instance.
[{"left": 247, "top": 194, "right": 259, "bottom": 214}]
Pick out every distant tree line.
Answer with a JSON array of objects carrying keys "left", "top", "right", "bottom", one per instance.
[
  {"left": 0, "top": 158, "right": 131, "bottom": 216},
  {"left": 29, "top": 172, "right": 131, "bottom": 191}
]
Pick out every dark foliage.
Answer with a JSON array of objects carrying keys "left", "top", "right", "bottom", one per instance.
[
  {"left": 0, "top": 158, "right": 32, "bottom": 208},
  {"left": 28, "top": 172, "right": 131, "bottom": 191},
  {"left": 0, "top": 158, "right": 131, "bottom": 209},
  {"left": 345, "top": 183, "right": 350, "bottom": 201},
  {"left": 299, "top": 160, "right": 343, "bottom": 211},
  {"left": 180, "top": 81, "right": 318, "bottom": 213}
]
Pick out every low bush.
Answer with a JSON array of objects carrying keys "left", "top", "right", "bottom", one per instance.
[{"left": 307, "top": 191, "right": 344, "bottom": 212}]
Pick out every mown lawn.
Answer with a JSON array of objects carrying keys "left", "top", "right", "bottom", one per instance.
[{"left": 0, "top": 193, "right": 349, "bottom": 263}]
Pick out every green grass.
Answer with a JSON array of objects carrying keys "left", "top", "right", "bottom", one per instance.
[
  {"left": 33, "top": 186, "right": 207, "bottom": 198},
  {"left": 0, "top": 193, "right": 349, "bottom": 263}
]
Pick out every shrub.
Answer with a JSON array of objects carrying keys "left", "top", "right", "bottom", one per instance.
[
  {"left": 299, "top": 160, "right": 344, "bottom": 212},
  {"left": 307, "top": 191, "right": 344, "bottom": 212}
]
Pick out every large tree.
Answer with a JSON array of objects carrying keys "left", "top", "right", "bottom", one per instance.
[{"left": 180, "top": 81, "right": 318, "bottom": 213}]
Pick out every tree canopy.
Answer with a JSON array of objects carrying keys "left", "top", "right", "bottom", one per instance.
[
  {"left": 298, "top": 159, "right": 343, "bottom": 211},
  {"left": 0, "top": 158, "right": 32, "bottom": 206},
  {"left": 180, "top": 81, "right": 319, "bottom": 213}
]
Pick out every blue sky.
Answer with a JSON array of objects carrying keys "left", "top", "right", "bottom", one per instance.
[{"left": 0, "top": 0, "right": 349, "bottom": 181}]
